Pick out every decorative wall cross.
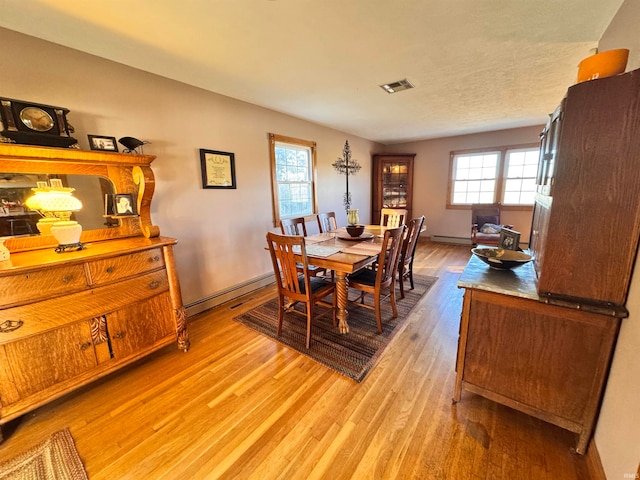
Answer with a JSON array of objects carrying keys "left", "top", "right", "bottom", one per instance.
[{"left": 332, "top": 140, "right": 361, "bottom": 212}]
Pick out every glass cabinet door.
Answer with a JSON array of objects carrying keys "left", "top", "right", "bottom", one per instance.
[{"left": 382, "top": 161, "right": 409, "bottom": 207}]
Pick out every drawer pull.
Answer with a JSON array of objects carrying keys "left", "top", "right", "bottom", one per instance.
[
  {"left": 0, "top": 320, "right": 23, "bottom": 333},
  {"left": 148, "top": 280, "right": 161, "bottom": 290},
  {"left": 106, "top": 266, "right": 114, "bottom": 273},
  {"left": 150, "top": 255, "right": 160, "bottom": 263},
  {"left": 112, "top": 331, "right": 126, "bottom": 339},
  {"left": 79, "top": 341, "right": 92, "bottom": 351},
  {"left": 62, "top": 275, "right": 74, "bottom": 284}
]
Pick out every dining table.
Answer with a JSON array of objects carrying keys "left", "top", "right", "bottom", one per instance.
[{"left": 297, "top": 225, "right": 393, "bottom": 334}]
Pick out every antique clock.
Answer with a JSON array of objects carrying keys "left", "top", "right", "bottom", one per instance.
[{"left": 0, "top": 97, "right": 78, "bottom": 148}]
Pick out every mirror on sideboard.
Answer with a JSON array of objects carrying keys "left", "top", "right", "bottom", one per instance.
[{"left": 0, "top": 173, "right": 116, "bottom": 237}]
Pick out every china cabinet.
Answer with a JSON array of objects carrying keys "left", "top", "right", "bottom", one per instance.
[
  {"left": 456, "top": 68, "right": 640, "bottom": 455},
  {"left": 531, "top": 68, "right": 640, "bottom": 307},
  {"left": 371, "top": 154, "right": 414, "bottom": 224},
  {"left": 0, "top": 144, "right": 189, "bottom": 441}
]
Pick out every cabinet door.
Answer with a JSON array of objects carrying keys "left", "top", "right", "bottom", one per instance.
[
  {"left": 107, "top": 293, "right": 175, "bottom": 360},
  {"left": 464, "top": 291, "right": 618, "bottom": 425},
  {"left": 0, "top": 320, "right": 97, "bottom": 401},
  {"left": 372, "top": 154, "right": 414, "bottom": 224}
]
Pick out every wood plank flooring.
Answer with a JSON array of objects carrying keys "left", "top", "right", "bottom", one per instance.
[{"left": 0, "top": 242, "right": 595, "bottom": 479}]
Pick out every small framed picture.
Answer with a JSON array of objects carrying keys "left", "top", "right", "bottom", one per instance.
[
  {"left": 499, "top": 228, "right": 521, "bottom": 251},
  {"left": 112, "top": 193, "right": 137, "bottom": 216},
  {"left": 200, "top": 149, "right": 236, "bottom": 189},
  {"left": 88, "top": 134, "right": 118, "bottom": 152}
]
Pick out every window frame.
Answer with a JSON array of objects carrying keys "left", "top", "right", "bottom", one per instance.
[
  {"left": 269, "top": 133, "right": 319, "bottom": 228},
  {"left": 447, "top": 142, "right": 539, "bottom": 210}
]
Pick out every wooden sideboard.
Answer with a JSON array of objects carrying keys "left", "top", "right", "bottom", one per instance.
[
  {"left": 455, "top": 256, "right": 622, "bottom": 454},
  {"left": 0, "top": 144, "right": 189, "bottom": 441}
]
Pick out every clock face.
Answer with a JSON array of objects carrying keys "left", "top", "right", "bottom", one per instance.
[{"left": 19, "top": 107, "right": 54, "bottom": 132}]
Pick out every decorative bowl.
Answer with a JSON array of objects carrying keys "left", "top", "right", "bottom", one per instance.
[
  {"left": 345, "top": 225, "right": 365, "bottom": 237},
  {"left": 577, "top": 48, "right": 629, "bottom": 83},
  {"left": 472, "top": 248, "right": 533, "bottom": 270}
]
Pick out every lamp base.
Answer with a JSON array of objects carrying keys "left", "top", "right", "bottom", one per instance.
[{"left": 55, "top": 242, "right": 86, "bottom": 253}]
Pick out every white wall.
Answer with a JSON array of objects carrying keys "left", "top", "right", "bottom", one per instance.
[
  {"left": 0, "top": 27, "right": 380, "bottom": 307},
  {"left": 595, "top": 0, "right": 640, "bottom": 477},
  {"left": 383, "top": 125, "right": 544, "bottom": 244}
]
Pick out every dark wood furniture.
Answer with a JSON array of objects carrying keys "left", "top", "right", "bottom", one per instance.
[
  {"left": 530, "top": 68, "right": 640, "bottom": 308},
  {"left": 0, "top": 144, "right": 189, "bottom": 441},
  {"left": 266, "top": 232, "right": 336, "bottom": 348},
  {"left": 455, "top": 259, "right": 620, "bottom": 454},
  {"left": 456, "top": 69, "right": 640, "bottom": 455},
  {"left": 398, "top": 216, "right": 425, "bottom": 299},
  {"left": 371, "top": 154, "right": 414, "bottom": 225},
  {"left": 348, "top": 226, "right": 405, "bottom": 333}
]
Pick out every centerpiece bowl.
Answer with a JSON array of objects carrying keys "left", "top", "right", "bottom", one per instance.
[
  {"left": 472, "top": 247, "right": 533, "bottom": 270},
  {"left": 345, "top": 225, "right": 365, "bottom": 237}
]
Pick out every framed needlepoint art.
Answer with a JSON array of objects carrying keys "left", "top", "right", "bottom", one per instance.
[{"left": 200, "top": 149, "right": 236, "bottom": 189}]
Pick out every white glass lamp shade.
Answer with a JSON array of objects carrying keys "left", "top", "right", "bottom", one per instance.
[{"left": 37, "top": 191, "right": 83, "bottom": 219}]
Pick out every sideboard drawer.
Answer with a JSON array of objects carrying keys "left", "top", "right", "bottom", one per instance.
[
  {"left": 0, "top": 264, "right": 87, "bottom": 307},
  {"left": 87, "top": 248, "right": 165, "bottom": 285}
]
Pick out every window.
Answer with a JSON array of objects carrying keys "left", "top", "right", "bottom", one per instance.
[
  {"left": 269, "top": 133, "right": 318, "bottom": 227},
  {"left": 448, "top": 144, "right": 539, "bottom": 207}
]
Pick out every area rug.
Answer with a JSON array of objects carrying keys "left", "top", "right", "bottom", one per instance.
[
  {"left": 0, "top": 429, "right": 88, "bottom": 480},
  {"left": 234, "top": 275, "right": 437, "bottom": 382}
]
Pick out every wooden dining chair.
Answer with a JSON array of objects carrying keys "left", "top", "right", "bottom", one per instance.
[
  {"left": 348, "top": 226, "right": 405, "bottom": 333},
  {"left": 266, "top": 232, "right": 336, "bottom": 348},
  {"left": 317, "top": 211, "right": 338, "bottom": 233},
  {"left": 398, "top": 215, "right": 425, "bottom": 299},
  {"left": 280, "top": 217, "right": 325, "bottom": 277},
  {"left": 280, "top": 217, "right": 308, "bottom": 236},
  {"left": 380, "top": 208, "right": 407, "bottom": 228}
]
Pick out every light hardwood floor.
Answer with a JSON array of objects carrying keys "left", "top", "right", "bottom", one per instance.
[{"left": 0, "top": 242, "right": 595, "bottom": 479}]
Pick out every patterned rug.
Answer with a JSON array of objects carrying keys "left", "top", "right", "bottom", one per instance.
[
  {"left": 0, "top": 429, "right": 88, "bottom": 480},
  {"left": 234, "top": 275, "right": 437, "bottom": 382}
]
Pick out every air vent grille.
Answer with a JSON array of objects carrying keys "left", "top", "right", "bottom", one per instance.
[{"left": 380, "top": 79, "right": 414, "bottom": 94}]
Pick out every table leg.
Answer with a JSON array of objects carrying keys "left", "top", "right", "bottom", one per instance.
[{"left": 335, "top": 271, "right": 350, "bottom": 334}]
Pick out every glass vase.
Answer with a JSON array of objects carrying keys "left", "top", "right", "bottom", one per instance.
[{"left": 347, "top": 209, "right": 359, "bottom": 225}]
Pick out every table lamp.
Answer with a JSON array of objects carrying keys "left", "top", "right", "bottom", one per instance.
[
  {"left": 25, "top": 179, "right": 85, "bottom": 252},
  {"left": 24, "top": 181, "right": 61, "bottom": 235}
]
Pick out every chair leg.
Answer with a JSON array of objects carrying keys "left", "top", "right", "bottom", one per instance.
[
  {"left": 408, "top": 262, "right": 415, "bottom": 290},
  {"left": 399, "top": 266, "right": 406, "bottom": 299},
  {"left": 390, "top": 284, "right": 398, "bottom": 319},
  {"left": 306, "top": 304, "right": 313, "bottom": 349},
  {"left": 277, "top": 295, "right": 285, "bottom": 337},
  {"left": 374, "top": 290, "right": 383, "bottom": 333}
]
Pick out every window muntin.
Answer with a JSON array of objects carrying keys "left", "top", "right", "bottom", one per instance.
[
  {"left": 269, "top": 133, "right": 318, "bottom": 227},
  {"left": 449, "top": 145, "right": 539, "bottom": 207}
]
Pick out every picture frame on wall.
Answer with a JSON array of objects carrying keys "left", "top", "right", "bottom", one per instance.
[
  {"left": 200, "top": 149, "right": 236, "bottom": 189},
  {"left": 88, "top": 135, "right": 118, "bottom": 152},
  {"left": 499, "top": 228, "right": 521, "bottom": 251}
]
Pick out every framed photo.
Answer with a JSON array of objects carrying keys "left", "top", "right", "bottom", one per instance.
[
  {"left": 111, "top": 193, "right": 137, "bottom": 216},
  {"left": 200, "top": 149, "right": 236, "bottom": 189},
  {"left": 499, "top": 228, "right": 521, "bottom": 251},
  {"left": 88, "top": 134, "right": 118, "bottom": 152}
]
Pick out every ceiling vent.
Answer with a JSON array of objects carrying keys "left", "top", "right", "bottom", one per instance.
[{"left": 380, "top": 79, "right": 414, "bottom": 94}]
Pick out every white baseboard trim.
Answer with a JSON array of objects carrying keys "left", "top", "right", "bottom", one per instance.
[
  {"left": 185, "top": 273, "right": 275, "bottom": 318},
  {"left": 430, "top": 235, "right": 472, "bottom": 245}
]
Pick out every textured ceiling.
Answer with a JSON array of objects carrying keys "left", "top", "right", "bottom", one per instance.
[{"left": 0, "top": 0, "right": 625, "bottom": 144}]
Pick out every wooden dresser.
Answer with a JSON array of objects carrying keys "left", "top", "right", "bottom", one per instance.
[{"left": 0, "top": 144, "right": 189, "bottom": 441}]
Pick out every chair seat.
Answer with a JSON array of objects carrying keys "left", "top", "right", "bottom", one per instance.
[
  {"left": 348, "top": 268, "right": 377, "bottom": 287},
  {"left": 298, "top": 276, "right": 335, "bottom": 294}
]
